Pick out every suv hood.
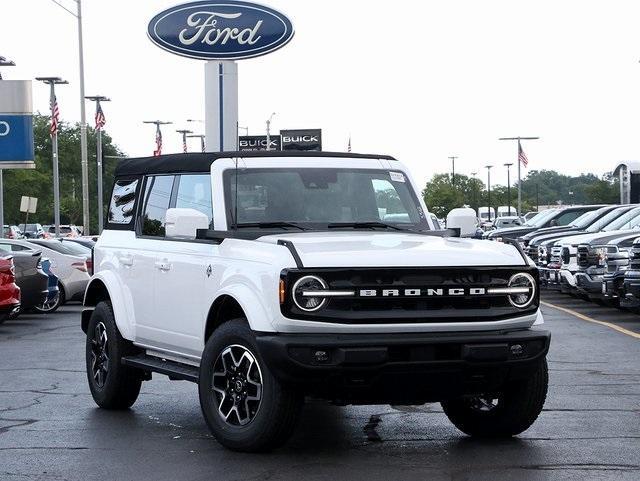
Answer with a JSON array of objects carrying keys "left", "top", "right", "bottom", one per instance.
[
  {"left": 532, "top": 229, "right": 587, "bottom": 247},
  {"left": 259, "top": 232, "right": 527, "bottom": 268},
  {"left": 556, "top": 229, "right": 639, "bottom": 247},
  {"left": 523, "top": 225, "right": 578, "bottom": 241},
  {"left": 487, "top": 226, "right": 537, "bottom": 239}
]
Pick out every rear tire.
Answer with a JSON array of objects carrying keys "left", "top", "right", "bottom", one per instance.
[
  {"left": 85, "top": 301, "right": 142, "bottom": 409},
  {"left": 442, "top": 360, "right": 548, "bottom": 437},
  {"left": 199, "top": 319, "right": 302, "bottom": 452}
]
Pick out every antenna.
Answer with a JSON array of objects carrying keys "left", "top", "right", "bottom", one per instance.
[{"left": 233, "top": 157, "right": 239, "bottom": 230}]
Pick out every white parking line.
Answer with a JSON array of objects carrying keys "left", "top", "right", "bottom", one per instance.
[{"left": 541, "top": 301, "right": 640, "bottom": 340}]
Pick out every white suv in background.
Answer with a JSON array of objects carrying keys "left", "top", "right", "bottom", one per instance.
[{"left": 82, "top": 151, "right": 549, "bottom": 452}]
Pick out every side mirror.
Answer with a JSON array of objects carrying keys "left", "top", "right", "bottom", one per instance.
[
  {"left": 165, "top": 208, "right": 209, "bottom": 240},
  {"left": 549, "top": 219, "right": 558, "bottom": 227},
  {"left": 446, "top": 207, "right": 478, "bottom": 237}
]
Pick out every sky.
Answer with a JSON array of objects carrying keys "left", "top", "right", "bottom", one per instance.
[{"left": 2, "top": 0, "right": 640, "bottom": 188}]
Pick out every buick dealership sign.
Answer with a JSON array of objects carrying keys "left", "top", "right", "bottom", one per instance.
[
  {"left": 147, "top": 1, "right": 295, "bottom": 60},
  {"left": 281, "top": 129, "right": 322, "bottom": 151}
]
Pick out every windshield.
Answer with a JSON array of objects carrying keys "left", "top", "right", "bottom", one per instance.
[
  {"left": 525, "top": 209, "right": 556, "bottom": 227},
  {"left": 28, "top": 240, "right": 78, "bottom": 256},
  {"left": 225, "top": 168, "right": 430, "bottom": 230},
  {"left": 603, "top": 207, "right": 640, "bottom": 231},
  {"left": 586, "top": 207, "right": 633, "bottom": 233},
  {"left": 571, "top": 209, "right": 603, "bottom": 228}
]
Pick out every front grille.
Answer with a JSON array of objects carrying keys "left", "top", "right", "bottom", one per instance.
[
  {"left": 605, "top": 247, "right": 628, "bottom": 274},
  {"left": 527, "top": 245, "right": 538, "bottom": 262},
  {"left": 562, "top": 247, "right": 571, "bottom": 265},
  {"left": 281, "top": 267, "right": 539, "bottom": 324},
  {"left": 576, "top": 246, "right": 590, "bottom": 268},
  {"left": 629, "top": 244, "right": 640, "bottom": 270}
]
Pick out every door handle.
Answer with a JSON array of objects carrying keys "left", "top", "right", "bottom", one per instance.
[
  {"left": 118, "top": 255, "right": 134, "bottom": 267},
  {"left": 155, "top": 260, "right": 171, "bottom": 272}
]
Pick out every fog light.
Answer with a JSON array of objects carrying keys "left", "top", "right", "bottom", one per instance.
[{"left": 510, "top": 344, "right": 524, "bottom": 356}]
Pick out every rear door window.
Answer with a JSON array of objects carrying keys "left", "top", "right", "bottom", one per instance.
[{"left": 140, "top": 176, "right": 176, "bottom": 237}]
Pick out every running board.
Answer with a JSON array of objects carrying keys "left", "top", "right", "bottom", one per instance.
[{"left": 121, "top": 354, "right": 199, "bottom": 383}]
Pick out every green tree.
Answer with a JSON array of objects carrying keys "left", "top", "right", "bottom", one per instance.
[{"left": 3, "top": 114, "right": 125, "bottom": 233}]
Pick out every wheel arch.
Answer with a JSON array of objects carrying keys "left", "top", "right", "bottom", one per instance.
[
  {"left": 204, "top": 286, "right": 273, "bottom": 342},
  {"left": 82, "top": 272, "right": 135, "bottom": 340}
]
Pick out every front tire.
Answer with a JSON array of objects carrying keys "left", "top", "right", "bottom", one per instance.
[
  {"left": 85, "top": 301, "right": 142, "bottom": 409},
  {"left": 442, "top": 360, "right": 548, "bottom": 437},
  {"left": 199, "top": 319, "right": 302, "bottom": 452}
]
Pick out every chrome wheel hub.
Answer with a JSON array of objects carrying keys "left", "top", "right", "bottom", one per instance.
[
  {"left": 468, "top": 395, "right": 500, "bottom": 412},
  {"left": 90, "top": 322, "right": 109, "bottom": 388},
  {"left": 212, "top": 344, "right": 263, "bottom": 426}
]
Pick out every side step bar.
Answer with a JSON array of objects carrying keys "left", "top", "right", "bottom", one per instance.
[{"left": 121, "top": 354, "right": 199, "bottom": 383}]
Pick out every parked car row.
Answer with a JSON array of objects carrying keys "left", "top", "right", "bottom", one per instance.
[
  {"left": 487, "top": 203, "right": 640, "bottom": 312},
  {"left": 1, "top": 223, "right": 84, "bottom": 239},
  {"left": 0, "top": 236, "right": 95, "bottom": 323}
]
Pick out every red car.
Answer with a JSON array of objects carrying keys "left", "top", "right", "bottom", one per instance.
[{"left": 0, "top": 256, "right": 20, "bottom": 324}]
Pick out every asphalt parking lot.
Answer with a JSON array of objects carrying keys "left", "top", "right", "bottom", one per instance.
[{"left": 1, "top": 296, "right": 639, "bottom": 481}]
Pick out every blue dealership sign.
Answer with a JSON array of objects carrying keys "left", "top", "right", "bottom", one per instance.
[
  {"left": 147, "top": 1, "right": 294, "bottom": 60},
  {"left": 0, "top": 115, "right": 34, "bottom": 163}
]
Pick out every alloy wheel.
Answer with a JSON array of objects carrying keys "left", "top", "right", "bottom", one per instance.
[
  {"left": 90, "top": 322, "right": 109, "bottom": 388},
  {"left": 212, "top": 344, "right": 263, "bottom": 426}
]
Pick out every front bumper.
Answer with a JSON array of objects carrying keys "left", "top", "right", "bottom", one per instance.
[
  {"left": 539, "top": 267, "right": 562, "bottom": 289},
  {"left": 621, "top": 274, "right": 640, "bottom": 309},
  {"left": 256, "top": 329, "right": 550, "bottom": 404},
  {"left": 602, "top": 271, "right": 626, "bottom": 302},
  {"left": 574, "top": 272, "right": 605, "bottom": 299}
]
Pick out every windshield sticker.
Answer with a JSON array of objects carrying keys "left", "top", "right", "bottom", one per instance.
[{"left": 389, "top": 171, "right": 405, "bottom": 183}]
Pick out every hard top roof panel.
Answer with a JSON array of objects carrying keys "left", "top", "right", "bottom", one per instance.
[{"left": 115, "top": 151, "right": 397, "bottom": 176}]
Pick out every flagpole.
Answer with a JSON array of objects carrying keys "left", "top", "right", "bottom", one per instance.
[
  {"left": 517, "top": 140, "right": 521, "bottom": 217},
  {"left": 37, "top": 77, "right": 68, "bottom": 238},
  {"left": 86, "top": 96, "right": 110, "bottom": 234},
  {"left": 498, "top": 136, "right": 540, "bottom": 217}
]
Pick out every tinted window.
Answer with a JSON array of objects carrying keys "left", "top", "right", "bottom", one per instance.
[
  {"left": 0, "top": 242, "right": 30, "bottom": 252},
  {"left": 554, "top": 210, "right": 587, "bottom": 226},
  {"left": 141, "top": 176, "right": 175, "bottom": 237},
  {"left": 109, "top": 179, "right": 139, "bottom": 225},
  {"left": 175, "top": 174, "right": 213, "bottom": 227}
]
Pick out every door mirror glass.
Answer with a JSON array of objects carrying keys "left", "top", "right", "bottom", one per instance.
[{"left": 165, "top": 208, "right": 210, "bottom": 240}]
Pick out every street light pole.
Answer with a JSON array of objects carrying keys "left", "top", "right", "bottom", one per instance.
[
  {"left": 485, "top": 165, "right": 493, "bottom": 222},
  {"left": 0, "top": 56, "right": 16, "bottom": 238},
  {"left": 470, "top": 171, "right": 477, "bottom": 213},
  {"left": 265, "top": 112, "right": 276, "bottom": 151},
  {"left": 86, "top": 95, "right": 110, "bottom": 234},
  {"left": 448, "top": 156, "right": 458, "bottom": 186},
  {"left": 504, "top": 163, "right": 513, "bottom": 215},
  {"left": 499, "top": 136, "right": 540, "bottom": 217},
  {"left": 37, "top": 77, "right": 68, "bottom": 238},
  {"left": 45, "top": 0, "right": 90, "bottom": 234},
  {"left": 176, "top": 129, "right": 193, "bottom": 153}
]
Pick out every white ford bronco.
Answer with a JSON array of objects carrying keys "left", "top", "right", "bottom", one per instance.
[{"left": 82, "top": 151, "right": 549, "bottom": 452}]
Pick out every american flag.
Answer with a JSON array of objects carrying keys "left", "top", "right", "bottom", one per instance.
[
  {"left": 95, "top": 103, "right": 106, "bottom": 130},
  {"left": 153, "top": 125, "right": 162, "bottom": 156},
  {"left": 50, "top": 92, "right": 60, "bottom": 136},
  {"left": 183, "top": 136, "right": 187, "bottom": 154},
  {"left": 518, "top": 142, "right": 529, "bottom": 168},
  {"left": 347, "top": 136, "right": 351, "bottom": 153}
]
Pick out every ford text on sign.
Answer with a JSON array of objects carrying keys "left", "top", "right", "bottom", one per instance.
[
  {"left": 0, "top": 115, "right": 34, "bottom": 162},
  {"left": 147, "top": 1, "right": 294, "bottom": 60}
]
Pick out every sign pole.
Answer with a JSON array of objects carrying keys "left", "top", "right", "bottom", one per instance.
[{"left": 51, "top": 88, "right": 61, "bottom": 238}]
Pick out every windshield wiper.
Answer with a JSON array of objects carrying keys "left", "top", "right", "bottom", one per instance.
[
  {"left": 327, "top": 221, "right": 412, "bottom": 232},
  {"left": 235, "top": 222, "right": 308, "bottom": 231}
]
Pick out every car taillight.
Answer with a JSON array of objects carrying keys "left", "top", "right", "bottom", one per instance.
[
  {"left": 72, "top": 261, "right": 88, "bottom": 272},
  {"left": 86, "top": 258, "right": 93, "bottom": 274}
]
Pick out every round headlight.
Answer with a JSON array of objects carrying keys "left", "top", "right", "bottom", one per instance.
[
  {"left": 507, "top": 272, "right": 536, "bottom": 308},
  {"left": 292, "top": 275, "right": 327, "bottom": 312}
]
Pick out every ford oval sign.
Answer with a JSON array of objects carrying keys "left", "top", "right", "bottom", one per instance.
[{"left": 147, "top": 1, "right": 294, "bottom": 61}]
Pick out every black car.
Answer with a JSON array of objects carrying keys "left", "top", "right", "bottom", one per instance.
[
  {"left": 485, "top": 205, "right": 601, "bottom": 242},
  {"left": 11, "top": 250, "right": 49, "bottom": 315},
  {"left": 18, "top": 223, "right": 45, "bottom": 239},
  {"left": 524, "top": 205, "right": 629, "bottom": 263},
  {"left": 620, "top": 239, "right": 640, "bottom": 310}
]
